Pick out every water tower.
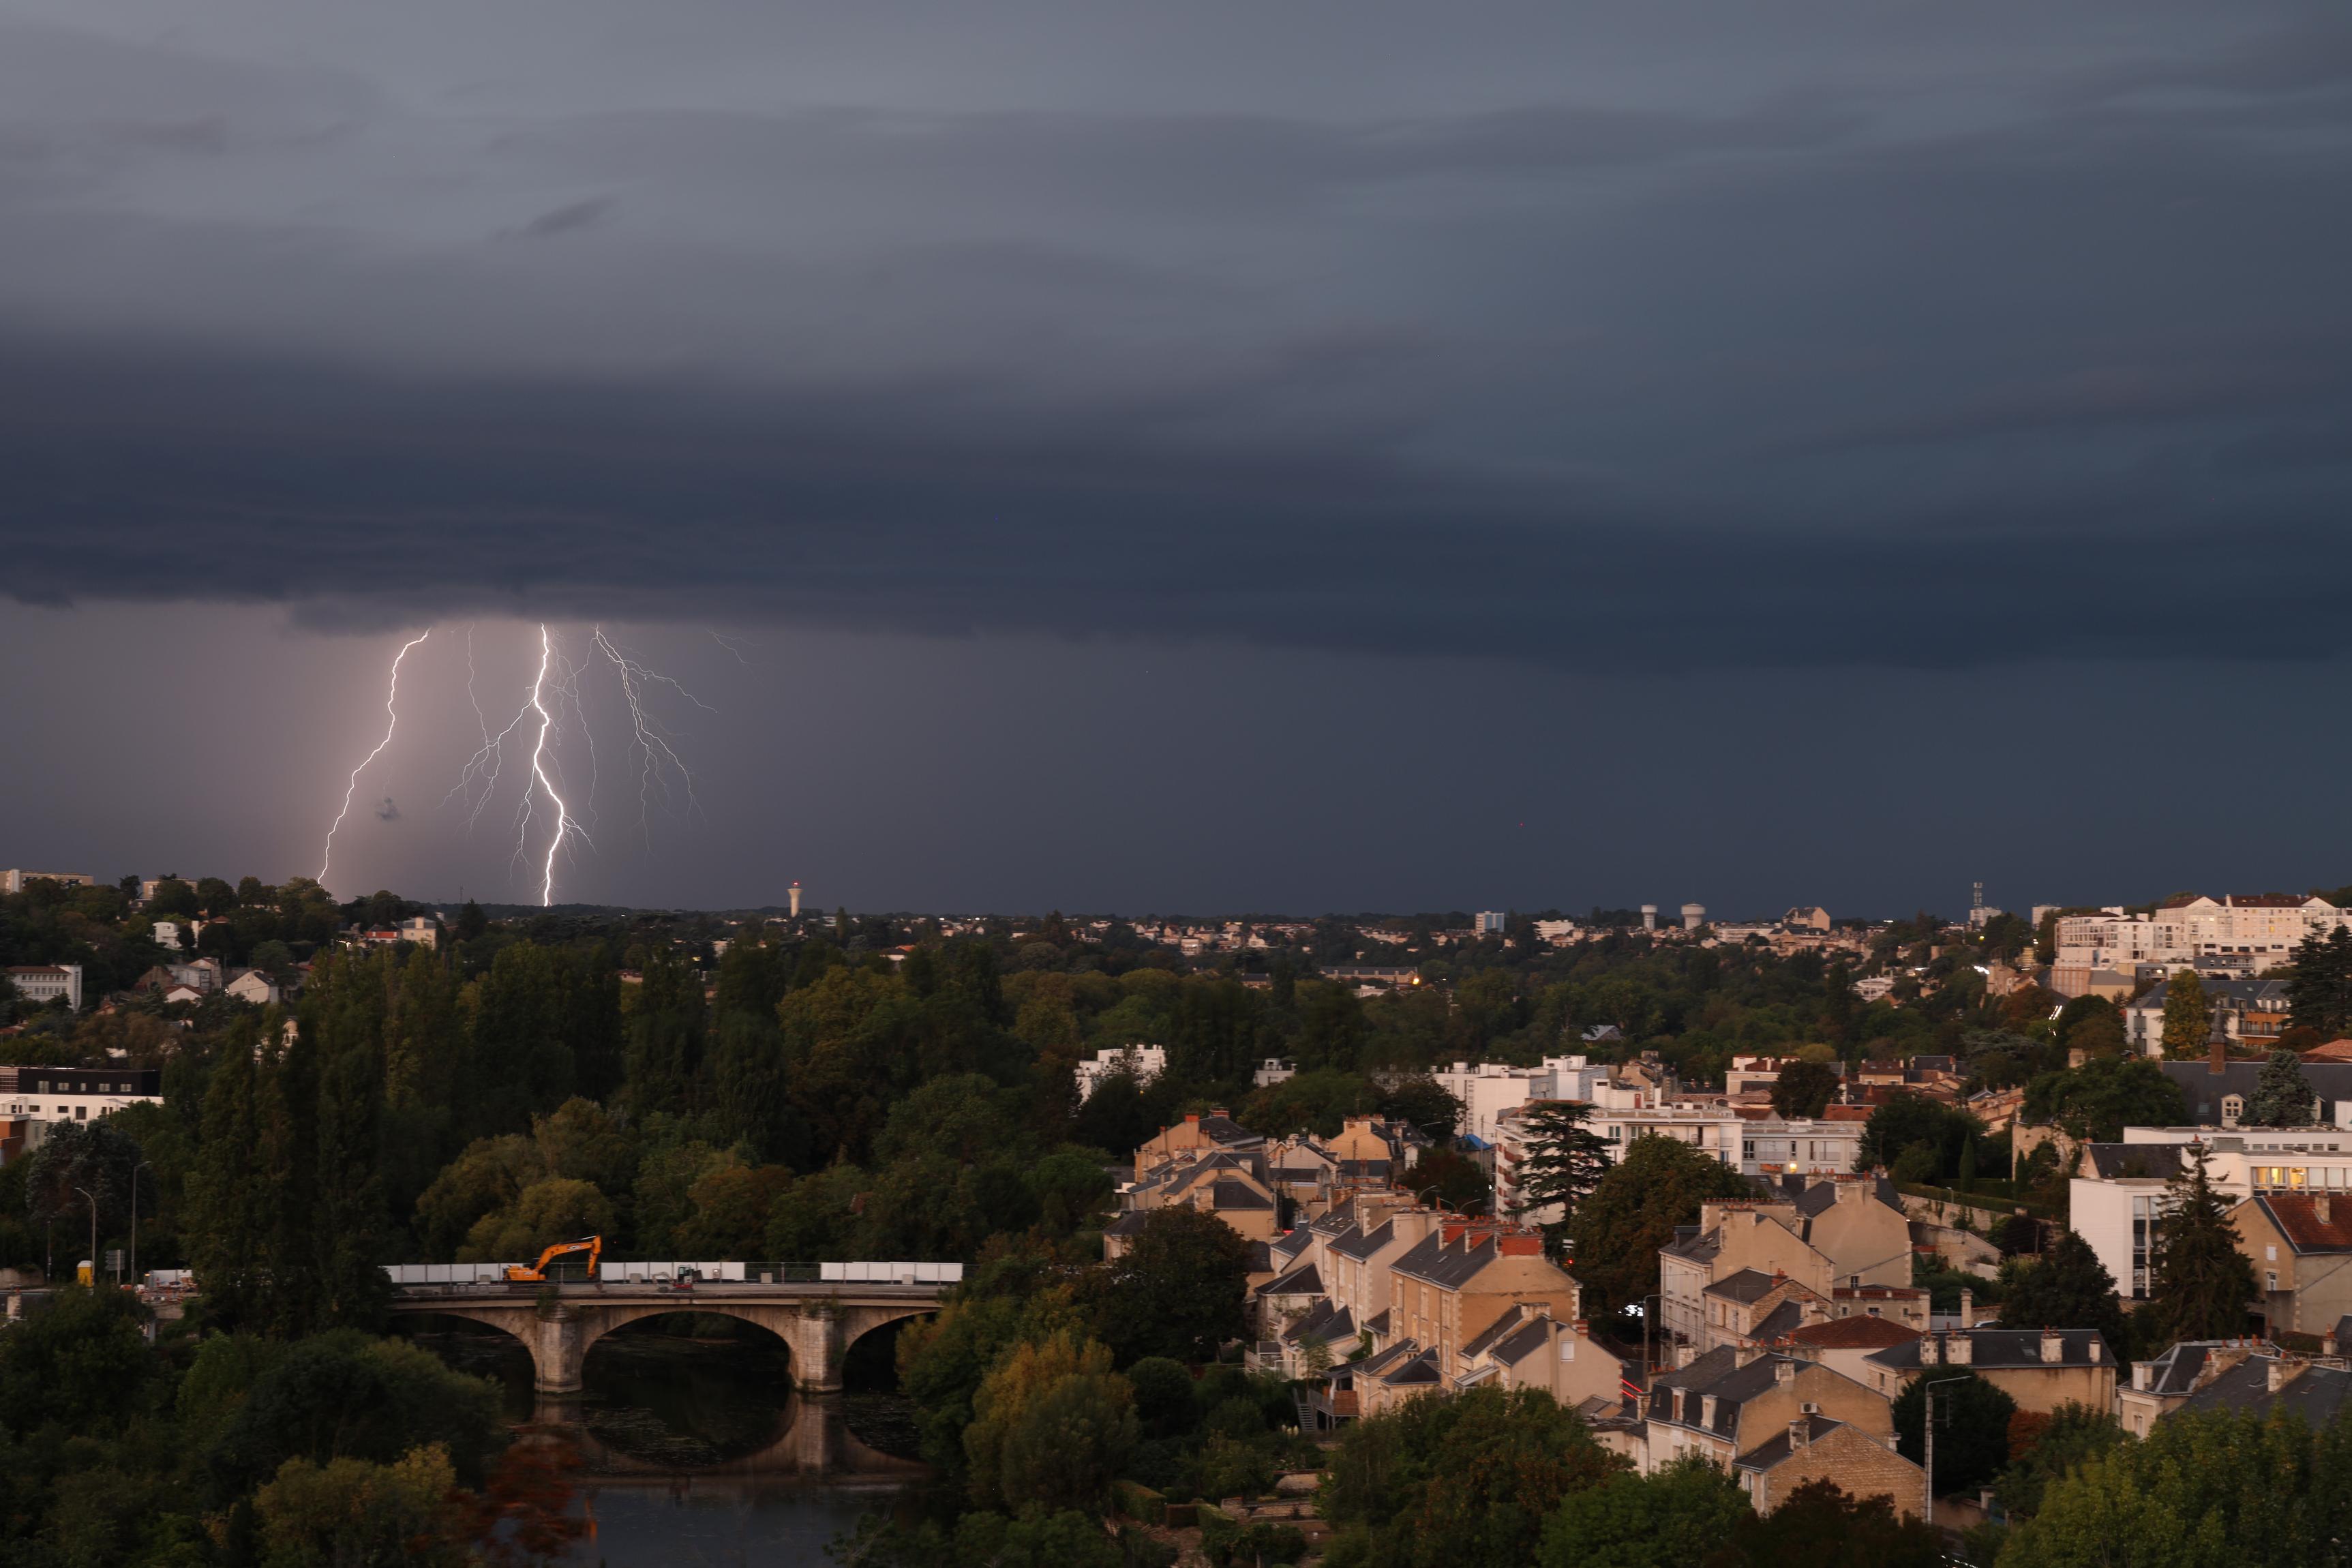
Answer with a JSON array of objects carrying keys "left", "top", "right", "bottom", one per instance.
[
  {"left": 789, "top": 880, "right": 802, "bottom": 918},
  {"left": 1640, "top": 904, "right": 1657, "bottom": 931},
  {"left": 1681, "top": 903, "right": 1706, "bottom": 931}
]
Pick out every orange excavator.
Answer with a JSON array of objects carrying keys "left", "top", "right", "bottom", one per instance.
[{"left": 504, "top": 1235, "right": 603, "bottom": 1283}]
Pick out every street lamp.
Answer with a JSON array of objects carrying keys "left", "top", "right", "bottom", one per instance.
[{"left": 1921, "top": 1374, "right": 1972, "bottom": 1527}]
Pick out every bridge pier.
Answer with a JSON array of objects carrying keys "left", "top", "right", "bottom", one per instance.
[
  {"left": 527, "top": 1303, "right": 586, "bottom": 1397},
  {"left": 782, "top": 1302, "right": 844, "bottom": 1395}
]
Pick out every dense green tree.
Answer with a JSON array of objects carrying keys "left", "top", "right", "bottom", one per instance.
[
  {"left": 1239, "top": 1068, "right": 1379, "bottom": 1139},
  {"left": 1537, "top": 1454, "right": 1749, "bottom": 1568},
  {"left": 0, "top": 1285, "right": 153, "bottom": 1436},
  {"left": 1725, "top": 1478, "right": 1943, "bottom": 1565},
  {"left": 1322, "top": 1385, "right": 1622, "bottom": 1568},
  {"left": 2002, "top": 1406, "right": 2351, "bottom": 1568},
  {"left": 2055, "top": 995, "right": 2127, "bottom": 1059},
  {"left": 2145, "top": 1143, "right": 2259, "bottom": 1344},
  {"left": 185, "top": 1016, "right": 271, "bottom": 1325},
  {"left": 1856, "top": 1094, "right": 1986, "bottom": 1181},
  {"left": 2289, "top": 926, "right": 2352, "bottom": 1040},
  {"left": 2248, "top": 1049, "right": 2317, "bottom": 1128},
  {"left": 961, "top": 1333, "right": 1136, "bottom": 1518},
  {"left": 205, "top": 1331, "right": 506, "bottom": 1501},
  {"left": 1991, "top": 1402, "right": 2124, "bottom": 1518},
  {"left": 1999, "top": 1232, "right": 2126, "bottom": 1348},
  {"left": 466, "top": 944, "right": 577, "bottom": 1133},
  {"left": 1771, "top": 1058, "right": 1841, "bottom": 1118},
  {"left": 1565, "top": 1134, "right": 1753, "bottom": 1315},
  {"left": 2160, "top": 969, "right": 2213, "bottom": 1059},
  {"left": 1509, "top": 1100, "right": 1611, "bottom": 1236},
  {"left": 2022, "top": 1056, "right": 2188, "bottom": 1144},
  {"left": 1091, "top": 1205, "right": 1251, "bottom": 1365},
  {"left": 1376, "top": 1076, "right": 1465, "bottom": 1141},
  {"left": 1893, "top": 1368, "right": 2015, "bottom": 1498}
]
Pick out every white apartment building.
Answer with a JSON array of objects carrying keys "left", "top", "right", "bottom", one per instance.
[
  {"left": 2, "top": 871, "right": 93, "bottom": 894},
  {"left": 1074, "top": 1044, "right": 1168, "bottom": 1102},
  {"left": 2072, "top": 1127, "right": 2352, "bottom": 1299},
  {"left": 1436, "top": 1056, "right": 1643, "bottom": 1144},
  {"left": 2053, "top": 894, "right": 2349, "bottom": 995},
  {"left": 0, "top": 1065, "right": 163, "bottom": 1126},
  {"left": 3, "top": 965, "right": 83, "bottom": 1012}
]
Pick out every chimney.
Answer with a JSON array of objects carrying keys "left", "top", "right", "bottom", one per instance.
[
  {"left": 1775, "top": 1357, "right": 1796, "bottom": 1385},
  {"left": 1676, "top": 1344, "right": 1697, "bottom": 1369},
  {"left": 2320, "top": 1195, "right": 2335, "bottom": 1225},
  {"left": 2211, "top": 1031, "right": 2227, "bottom": 1076},
  {"left": 2041, "top": 1330, "right": 2065, "bottom": 1365},
  {"left": 1788, "top": 1417, "right": 1810, "bottom": 1451},
  {"left": 1496, "top": 1234, "right": 1545, "bottom": 1256},
  {"left": 1185, "top": 1113, "right": 1201, "bottom": 1124},
  {"left": 1949, "top": 1333, "right": 1973, "bottom": 1366},
  {"left": 1920, "top": 1335, "right": 1943, "bottom": 1366},
  {"left": 2327, "top": 1332, "right": 2341, "bottom": 1359},
  {"left": 2134, "top": 1363, "right": 2152, "bottom": 1391},
  {"left": 2269, "top": 1358, "right": 2304, "bottom": 1394},
  {"left": 2090, "top": 1340, "right": 2103, "bottom": 1362},
  {"left": 1959, "top": 1289, "right": 1974, "bottom": 1327}
]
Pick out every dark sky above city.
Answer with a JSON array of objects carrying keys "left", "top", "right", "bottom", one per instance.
[{"left": 3, "top": 1, "right": 2350, "bottom": 915}]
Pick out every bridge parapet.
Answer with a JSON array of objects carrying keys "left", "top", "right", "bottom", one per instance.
[{"left": 382, "top": 1260, "right": 963, "bottom": 1286}]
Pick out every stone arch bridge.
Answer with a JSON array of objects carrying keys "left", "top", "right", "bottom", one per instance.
[{"left": 386, "top": 1279, "right": 946, "bottom": 1398}]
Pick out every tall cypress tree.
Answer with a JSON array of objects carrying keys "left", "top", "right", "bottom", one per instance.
[
  {"left": 2147, "top": 1143, "right": 2258, "bottom": 1344},
  {"left": 2248, "top": 1049, "right": 2317, "bottom": 1128},
  {"left": 183, "top": 1016, "right": 266, "bottom": 1328},
  {"left": 2289, "top": 926, "right": 2352, "bottom": 1040},
  {"left": 255, "top": 1025, "right": 316, "bottom": 1338},
  {"left": 312, "top": 1031, "right": 392, "bottom": 1330},
  {"left": 2160, "top": 970, "right": 2214, "bottom": 1059},
  {"left": 1511, "top": 1100, "right": 1612, "bottom": 1243},
  {"left": 624, "top": 946, "right": 706, "bottom": 1116}
]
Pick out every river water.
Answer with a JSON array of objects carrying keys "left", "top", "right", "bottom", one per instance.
[{"left": 406, "top": 1316, "right": 922, "bottom": 1568}]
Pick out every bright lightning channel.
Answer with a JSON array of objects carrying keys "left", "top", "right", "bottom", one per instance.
[
  {"left": 319, "top": 628, "right": 432, "bottom": 892},
  {"left": 523, "top": 624, "right": 586, "bottom": 907}
]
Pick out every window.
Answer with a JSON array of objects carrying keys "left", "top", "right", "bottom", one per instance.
[
  {"left": 2223, "top": 1096, "right": 2245, "bottom": 1127},
  {"left": 2267, "top": 1246, "right": 2278, "bottom": 1262},
  {"left": 1559, "top": 1338, "right": 1575, "bottom": 1361},
  {"left": 2268, "top": 1271, "right": 2280, "bottom": 1291}
]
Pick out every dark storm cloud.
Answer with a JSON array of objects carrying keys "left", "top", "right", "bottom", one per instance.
[{"left": 1, "top": 3, "right": 2349, "bottom": 670}]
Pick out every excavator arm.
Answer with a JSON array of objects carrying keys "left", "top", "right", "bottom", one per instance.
[{"left": 504, "top": 1235, "right": 603, "bottom": 1282}]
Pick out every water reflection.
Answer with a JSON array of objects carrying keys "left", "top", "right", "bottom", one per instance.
[{"left": 566, "top": 1479, "right": 891, "bottom": 1567}]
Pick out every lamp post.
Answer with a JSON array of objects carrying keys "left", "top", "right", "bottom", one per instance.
[
  {"left": 128, "top": 1161, "right": 151, "bottom": 1287},
  {"left": 1921, "top": 1374, "right": 1972, "bottom": 1527}
]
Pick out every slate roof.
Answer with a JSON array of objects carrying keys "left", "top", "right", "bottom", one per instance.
[
  {"left": 1333, "top": 1219, "right": 1397, "bottom": 1262},
  {"left": 1865, "top": 1328, "right": 2113, "bottom": 1372},
  {"left": 1782, "top": 1316, "right": 1920, "bottom": 1351},
  {"left": 2130, "top": 1340, "right": 2222, "bottom": 1397},
  {"left": 1705, "top": 1269, "right": 1785, "bottom": 1305},
  {"left": 1256, "top": 1263, "right": 1323, "bottom": 1299},
  {"left": 1492, "top": 1315, "right": 1561, "bottom": 1366},
  {"left": 2084, "top": 1143, "right": 2186, "bottom": 1180},
  {"left": 1270, "top": 1228, "right": 1314, "bottom": 1262},
  {"left": 1749, "top": 1301, "right": 1807, "bottom": 1342},
  {"left": 1243, "top": 1241, "right": 1273, "bottom": 1273},
  {"left": 2182, "top": 1356, "right": 2352, "bottom": 1423},
  {"left": 1282, "top": 1299, "right": 1355, "bottom": 1344},
  {"left": 1663, "top": 1224, "right": 1722, "bottom": 1265},
  {"left": 1734, "top": 1413, "right": 1850, "bottom": 1472},
  {"left": 1102, "top": 1211, "right": 1150, "bottom": 1237},
  {"left": 1392, "top": 1231, "right": 1503, "bottom": 1290},
  {"left": 2162, "top": 1059, "right": 2352, "bottom": 1124},
  {"left": 1209, "top": 1179, "right": 1272, "bottom": 1210},
  {"left": 1647, "top": 1351, "right": 1796, "bottom": 1439},
  {"left": 2252, "top": 1195, "right": 2352, "bottom": 1254},
  {"left": 1461, "top": 1303, "right": 1544, "bottom": 1361},
  {"left": 1790, "top": 1176, "right": 1903, "bottom": 1219}
]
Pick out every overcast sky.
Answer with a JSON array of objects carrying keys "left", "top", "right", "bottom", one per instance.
[{"left": 3, "top": 2, "right": 2349, "bottom": 915}]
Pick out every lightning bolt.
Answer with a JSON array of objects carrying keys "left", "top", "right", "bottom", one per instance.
[
  {"left": 593, "top": 626, "right": 711, "bottom": 843},
  {"left": 523, "top": 624, "right": 584, "bottom": 906},
  {"left": 319, "top": 628, "right": 432, "bottom": 892}
]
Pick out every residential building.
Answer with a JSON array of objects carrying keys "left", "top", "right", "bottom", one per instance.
[
  {"left": 1, "top": 871, "right": 93, "bottom": 894},
  {"left": 0, "top": 1066, "right": 163, "bottom": 1128},
  {"left": 224, "top": 969, "right": 281, "bottom": 1006},
  {"left": 1387, "top": 1221, "right": 1578, "bottom": 1376},
  {"left": 1252, "top": 1057, "right": 1295, "bottom": 1088},
  {"left": 1860, "top": 1328, "right": 2117, "bottom": 1415},
  {"left": 2128, "top": 976, "right": 2291, "bottom": 1055},
  {"left": 2231, "top": 1193, "right": 2352, "bottom": 1337},
  {"left": 1783, "top": 907, "right": 1833, "bottom": 932},
  {"left": 1434, "top": 1056, "right": 1631, "bottom": 1145},
  {"left": 1775, "top": 1314, "right": 1923, "bottom": 1388},
  {"left": 1641, "top": 1346, "right": 1896, "bottom": 1478},
  {"left": 2175, "top": 1350, "right": 2352, "bottom": 1425},
  {"left": 2158, "top": 1046, "right": 2352, "bottom": 1127},
  {"left": 1108, "top": 1147, "right": 1278, "bottom": 1255},
  {"left": 1658, "top": 1180, "right": 1914, "bottom": 1356},
  {"left": 2072, "top": 1122, "right": 2352, "bottom": 1300},
  {"left": 2, "top": 965, "right": 82, "bottom": 1012},
  {"left": 2053, "top": 894, "right": 2349, "bottom": 997},
  {"left": 1075, "top": 1045, "right": 1169, "bottom": 1104},
  {"left": 1473, "top": 911, "right": 1506, "bottom": 935},
  {"left": 1734, "top": 1415, "right": 1925, "bottom": 1520},
  {"left": 2119, "top": 1341, "right": 2246, "bottom": 1437}
]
